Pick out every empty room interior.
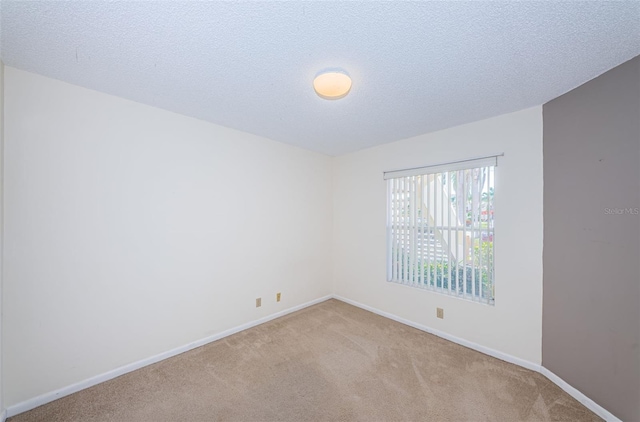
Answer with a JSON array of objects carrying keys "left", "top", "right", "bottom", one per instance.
[{"left": 0, "top": 1, "right": 639, "bottom": 421}]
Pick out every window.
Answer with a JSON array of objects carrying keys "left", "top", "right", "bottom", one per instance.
[{"left": 385, "top": 156, "right": 497, "bottom": 305}]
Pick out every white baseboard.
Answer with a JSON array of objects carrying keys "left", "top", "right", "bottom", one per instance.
[
  {"left": 333, "top": 295, "right": 622, "bottom": 422},
  {"left": 5, "top": 294, "right": 333, "bottom": 418},
  {"left": 539, "top": 366, "right": 622, "bottom": 422},
  {"left": 332, "top": 295, "right": 541, "bottom": 372}
]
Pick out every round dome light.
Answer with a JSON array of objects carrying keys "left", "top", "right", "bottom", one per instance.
[{"left": 313, "top": 71, "right": 352, "bottom": 100}]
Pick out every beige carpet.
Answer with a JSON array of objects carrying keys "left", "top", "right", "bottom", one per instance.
[{"left": 9, "top": 299, "right": 601, "bottom": 422}]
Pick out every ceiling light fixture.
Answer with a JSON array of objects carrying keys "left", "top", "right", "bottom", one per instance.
[{"left": 313, "top": 70, "right": 352, "bottom": 100}]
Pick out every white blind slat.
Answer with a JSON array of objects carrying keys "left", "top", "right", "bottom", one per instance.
[{"left": 383, "top": 154, "right": 500, "bottom": 180}]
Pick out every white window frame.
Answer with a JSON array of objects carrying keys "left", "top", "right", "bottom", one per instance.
[{"left": 384, "top": 155, "right": 500, "bottom": 305}]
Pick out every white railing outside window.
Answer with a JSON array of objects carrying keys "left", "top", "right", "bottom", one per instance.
[{"left": 385, "top": 157, "right": 497, "bottom": 305}]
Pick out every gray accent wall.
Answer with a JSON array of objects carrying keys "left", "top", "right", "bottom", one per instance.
[{"left": 543, "top": 56, "right": 640, "bottom": 422}]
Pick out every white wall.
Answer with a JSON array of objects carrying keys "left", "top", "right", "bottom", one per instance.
[
  {"left": 2, "top": 66, "right": 544, "bottom": 410},
  {"left": 332, "top": 107, "right": 543, "bottom": 364},
  {"left": 2, "top": 67, "right": 333, "bottom": 407},
  {"left": 1, "top": 60, "right": 5, "bottom": 418}
]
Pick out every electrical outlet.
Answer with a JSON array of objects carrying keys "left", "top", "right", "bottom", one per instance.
[
  {"left": 276, "top": 292, "right": 281, "bottom": 302},
  {"left": 256, "top": 298, "right": 261, "bottom": 308},
  {"left": 437, "top": 308, "right": 444, "bottom": 319}
]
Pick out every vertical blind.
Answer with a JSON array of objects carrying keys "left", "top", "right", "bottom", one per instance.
[{"left": 384, "top": 156, "right": 498, "bottom": 305}]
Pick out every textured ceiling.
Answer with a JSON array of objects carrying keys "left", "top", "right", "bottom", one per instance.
[{"left": 2, "top": 1, "right": 639, "bottom": 156}]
